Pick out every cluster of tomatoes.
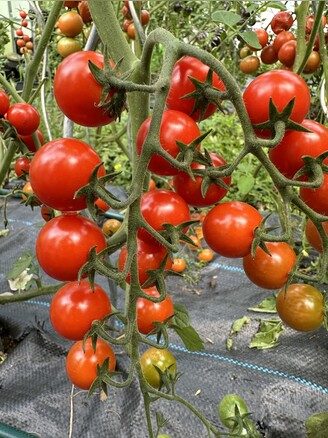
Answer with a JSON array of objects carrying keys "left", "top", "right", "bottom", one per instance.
[
  {"left": 56, "top": 2, "right": 91, "bottom": 58},
  {"left": 239, "top": 10, "right": 326, "bottom": 74},
  {"left": 121, "top": 1, "right": 150, "bottom": 40},
  {"left": 14, "top": 9, "right": 34, "bottom": 55}
]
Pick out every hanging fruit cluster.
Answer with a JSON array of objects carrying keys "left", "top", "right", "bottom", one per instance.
[
  {"left": 121, "top": 1, "right": 150, "bottom": 40},
  {"left": 15, "top": 9, "right": 33, "bottom": 55}
]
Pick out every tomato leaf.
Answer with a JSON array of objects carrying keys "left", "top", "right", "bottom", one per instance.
[
  {"left": 169, "top": 304, "right": 204, "bottom": 351},
  {"left": 237, "top": 174, "right": 254, "bottom": 195},
  {"left": 305, "top": 412, "right": 328, "bottom": 438},
  {"left": 248, "top": 296, "right": 277, "bottom": 313},
  {"left": 6, "top": 251, "right": 34, "bottom": 281},
  {"left": 239, "top": 30, "right": 262, "bottom": 50},
  {"left": 212, "top": 10, "right": 241, "bottom": 27},
  {"left": 249, "top": 318, "right": 284, "bottom": 349},
  {"left": 226, "top": 316, "right": 251, "bottom": 351}
]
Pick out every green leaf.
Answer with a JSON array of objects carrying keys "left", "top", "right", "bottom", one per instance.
[
  {"left": 249, "top": 318, "right": 284, "bottom": 350},
  {"left": 265, "top": 2, "right": 287, "bottom": 10},
  {"left": 237, "top": 174, "right": 254, "bottom": 195},
  {"left": 226, "top": 316, "right": 251, "bottom": 351},
  {"left": 306, "top": 412, "right": 328, "bottom": 438},
  {"left": 212, "top": 10, "right": 241, "bottom": 27},
  {"left": 239, "top": 30, "right": 262, "bottom": 50},
  {"left": 6, "top": 251, "right": 34, "bottom": 281},
  {"left": 171, "top": 303, "right": 190, "bottom": 326},
  {"left": 248, "top": 296, "right": 277, "bottom": 314},
  {"left": 169, "top": 304, "right": 204, "bottom": 351}
]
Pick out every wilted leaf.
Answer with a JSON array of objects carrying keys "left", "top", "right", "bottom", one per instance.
[{"left": 249, "top": 318, "right": 284, "bottom": 349}]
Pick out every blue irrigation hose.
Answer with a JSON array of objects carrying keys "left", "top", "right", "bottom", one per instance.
[{"left": 0, "top": 423, "right": 38, "bottom": 438}]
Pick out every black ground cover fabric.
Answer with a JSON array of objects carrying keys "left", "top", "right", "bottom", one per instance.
[{"left": 1, "top": 198, "right": 328, "bottom": 438}]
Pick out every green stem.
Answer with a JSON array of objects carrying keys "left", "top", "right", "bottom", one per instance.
[
  {"left": 0, "top": 283, "right": 64, "bottom": 305},
  {"left": 0, "top": 140, "right": 17, "bottom": 189},
  {"left": 21, "top": 1, "right": 64, "bottom": 101},
  {"left": 0, "top": 74, "right": 23, "bottom": 103}
]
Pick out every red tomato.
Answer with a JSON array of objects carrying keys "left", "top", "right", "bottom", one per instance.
[
  {"left": 21, "top": 181, "right": 41, "bottom": 206},
  {"left": 19, "top": 10, "right": 27, "bottom": 19},
  {"left": 140, "top": 9, "right": 150, "bottom": 26},
  {"left": 270, "top": 11, "right": 294, "bottom": 34},
  {"left": 78, "top": 1, "right": 92, "bottom": 23},
  {"left": 272, "top": 30, "right": 295, "bottom": 53},
  {"left": 14, "top": 157, "right": 30, "bottom": 177},
  {"left": 202, "top": 201, "right": 262, "bottom": 258},
  {"left": 50, "top": 281, "right": 111, "bottom": 340},
  {"left": 64, "top": 1, "right": 80, "bottom": 8},
  {"left": 138, "top": 189, "right": 191, "bottom": 246},
  {"left": 57, "top": 11, "right": 83, "bottom": 37},
  {"left": 29, "top": 138, "right": 105, "bottom": 212},
  {"left": 305, "top": 15, "right": 327, "bottom": 34},
  {"left": 166, "top": 56, "right": 225, "bottom": 121},
  {"left": 136, "top": 110, "right": 201, "bottom": 176},
  {"left": 118, "top": 239, "right": 172, "bottom": 286},
  {"left": 305, "top": 219, "right": 328, "bottom": 253},
  {"left": 137, "top": 286, "right": 174, "bottom": 334},
  {"left": 0, "top": 90, "right": 10, "bottom": 116},
  {"left": 276, "top": 284, "right": 324, "bottom": 331},
  {"left": 6, "top": 103, "right": 40, "bottom": 136},
  {"left": 260, "top": 45, "right": 278, "bottom": 65},
  {"left": 243, "top": 70, "right": 310, "bottom": 138},
  {"left": 40, "top": 204, "right": 54, "bottom": 222},
  {"left": 300, "top": 173, "right": 328, "bottom": 215},
  {"left": 66, "top": 337, "right": 116, "bottom": 390},
  {"left": 243, "top": 242, "right": 296, "bottom": 289},
  {"left": 140, "top": 347, "right": 176, "bottom": 389},
  {"left": 94, "top": 198, "right": 110, "bottom": 213},
  {"left": 54, "top": 51, "right": 119, "bottom": 127},
  {"left": 36, "top": 213, "right": 107, "bottom": 281},
  {"left": 19, "top": 129, "right": 44, "bottom": 152},
  {"left": 127, "top": 23, "right": 136, "bottom": 39},
  {"left": 269, "top": 120, "right": 328, "bottom": 180},
  {"left": 278, "top": 40, "right": 296, "bottom": 67},
  {"left": 249, "top": 29, "right": 269, "bottom": 49},
  {"left": 172, "top": 152, "right": 231, "bottom": 208}
]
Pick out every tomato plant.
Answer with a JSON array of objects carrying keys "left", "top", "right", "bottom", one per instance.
[
  {"left": 0, "top": 89, "right": 10, "bottom": 116},
  {"left": 269, "top": 120, "right": 328, "bottom": 179},
  {"left": 136, "top": 110, "right": 201, "bottom": 176},
  {"left": 66, "top": 337, "right": 116, "bottom": 390},
  {"left": 305, "top": 220, "right": 328, "bottom": 253},
  {"left": 166, "top": 56, "right": 225, "bottom": 121},
  {"left": 172, "top": 152, "right": 231, "bottom": 208},
  {"left": 50, "top": 280, "right": 111, "bottom": 340},
  {"left": 202, "top": 201, "right": 262, "bottom": 258},
  {"left": 29, "top": 138, "right": 105, "bottom": 212},
  {"left": 243, "top": 70, "right": 310, "bottom": 138},
  {"left": 119, "top": 239, "right": 172, "bottom": 286},
  {"left": 138, "top": 189, "right": 191, "bottom": 245},
  {"left": 243, "top": 242, "right": 296, "bottom": 289},
  {"left": 137, "top": 286, "right": 174, "bottom": 334},
  {"left": 36, "top": 213, "right": 107, "bottom": 281},
  {"left": 276, "top": 284, "right": 324, "bottom": 332},
  {"left": 53, "top": 51, "right": 119, "bottom": 127},
  {"left": 140, "top": 347, "right": 176, "bottom": 389},
  {"left": 57, "top": 10, "right": 84, "bottom": 37},
  {"left": 6, "top": 103, "right": 40, "bottom": 136}
]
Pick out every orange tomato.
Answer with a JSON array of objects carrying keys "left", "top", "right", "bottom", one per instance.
[{"left": 172, "top": 258, "right": 186, "bottom": 273}]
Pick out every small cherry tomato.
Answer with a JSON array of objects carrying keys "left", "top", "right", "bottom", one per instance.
[
  {"left": 278, "top": 40, "right": 296, "bottom": 67},
  {"left": 40, "top": 204, "right": 55, "bottom": 222},
  {"left": 57, "top": 37, "right": 82, "bottom": 57},
  {"left": 303, "top": 51, "right": 321, "bottom": 74},
  {"left": 272, "top": 30, "right": 295, "bottom": 53},
  {"left": 19, "top": 10, "right": 27, "bottom": 19},
  {"left": 6, "top": 103, "right": 40, "bottom": 136},
  {"left": 239, "top": 55, "right": 260, "bottom": 74},
  {"left": 0, "top": 90, "right": 10, "bottom": 116},
  {"left": 218, "top": 394, "right": 249, "bottom": 429},
  {"left": 171, "top": 258, "right": 186, "bottom": 273},
  {"left": 271, "top": 11, "right": 294, "bottom": 34},
  {"left": 94, "top": 198, "right": 110, "bottom": 213},
  {"left": 57, "top": 10, "right": 84, "bottom": 37},
  {"left": 305, "top": 220, "right": 328, "bottom": 253},
  {"left": 260, "top": 45, "right": 278, "bottom": 64},
  {"left": 102, "top": 218, "right": 122, "bottom": 236},
  {"left": 197, "top": 248, "right": 214, "bottom": 262},
  {"left": 140, "top": 347, "right": 176, "bottom": 389},
  {"left": 14, "top": 157, "right": 31, "bottom": 177}
]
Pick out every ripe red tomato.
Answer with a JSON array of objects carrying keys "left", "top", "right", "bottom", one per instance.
[
  {"left": 270, "top": 11, "right": 294, "bottom": 34},
  {"left": 94, "top": 198, "right": 110, "bottom": 213},
  {"left": 29, "top": 138, "right": 105, "bottom": 212},
  {"left": 36, "top": 213, "right": 107, "bottom": 281},
  {"left": 272, "top": 30, "right": 295, "bottom": 53},
  {"left": 64, "top": 1, "right": 80, "bottom": 8},
  {"left": 140, "top": 347, "right": 176, "bottom": 389},
  {"left": 140, "top": 10, "right": 150, "bottom": 26},
  {"left": 172, "top": 152, "right": 231, "bottom": 208},
  {"left": 300, "top": 173, "right": 328, "bottom": 215},
  {"left": 239, "top": 55, "right": 260, "bottom": 74},
  {"left": 78, "top": 1, "right": 92, "bottom": 23},
  {"left": 166, "top": 56, "right": 225, "bottom": 121},
  {"left": 0, "top": 90, "right": 10, "bottom": 116},
  {"left": 57, "top": 11, "right": 84, "bottom": 37},
  {"left": 14, "top": 157, "right": 30, "bottom": 177},
  {"left": 19, "top": 129, "right": 44, "bottom": 152},
  {"left": 54, "top": 51, "right": 118, "bottom": 127},
  {"left": 260, "top": 45, "right": 278, "bottom": 64},
  {"left": 305, "top": 219, "right": 328, "bottom": 253},
  {"left": 269, "top": 120, "right": 328, "bottom": 180},
  {"left": 243, "top": 70, "right": 310, "bottom": 138},
  {"left": 118, "top": 239, "right": 172, "bottom": 286},
  {"left": 276, "top": 283, "right": 324, "bottom": 331},
  {"left": 202, "top": 201, "right": 262, "bottom": 258},
  {"left": 127, "top": 22, "right": 136, "bottom": 39},
  {"left": 40, "top": 204, "right": 54, "bottom": 222},
  {"left": 305, "top": 15, "right": 327, "bottom": 34},
  {"left": 138, "top": 189, "right": 191, "bottom": 246},
  {"left": 50, "top": 280, "right": 111, "bottom": 340},
  {"left": 6, "top": 103, "right": 40, "bottom": 136},
  {"left": 66, "top": 337, "right": 116, "bottom": 390},
  {"left": 278, "top": 40, "right": 296, "bottom": 67},
  {"left": 137, "top": 286, "right": 174, "bottom": 334},
  {"left": 136, "top": 110, "right": 201, "bottom": 176},
  {"left": 243, "top": 242, "right": 296, "bottom": 289}
]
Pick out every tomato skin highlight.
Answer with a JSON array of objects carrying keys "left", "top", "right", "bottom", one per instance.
[
  {"left": 140, "top": 347, "right": 176, "bottom": 389},
  {"left": 36, "top": 214, "right": 106, "bottom": 281},
  {"left": 243, "top": 242, "right": 296, "bottom": 289},
  {"left": 66, "top": 338, "right": 116, "bottom": 390},
  {"left": 29, "top": 138, "right": 104, "bottom": 212},
  {"left": 137, "top": 286, "right": 174, "bottom": 334},
  {"left": 136, "top": 110, "right": 201, "bottom": 176},
  {"left": 50, "top": 281, "right": 111, "bottom": 340},
  {"left": 276, "top": 284, "right": 324, "bottom": 332},
  {"left": 54, "top": 51, "right": 118, "bottom": 127},
  {"left": 202, "top": 201, "right": 262, "bottom": 258},
  {"left": 166, "top": 56, "right": 225, "bottom": 121}
]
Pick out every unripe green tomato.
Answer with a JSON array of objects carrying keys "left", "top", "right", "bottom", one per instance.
[
  {"left": 218, "top": 394, "right": 249, "bottom": 430},
  {"left": 140, "top": 348, "right": 176, "bottom": 389}
]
